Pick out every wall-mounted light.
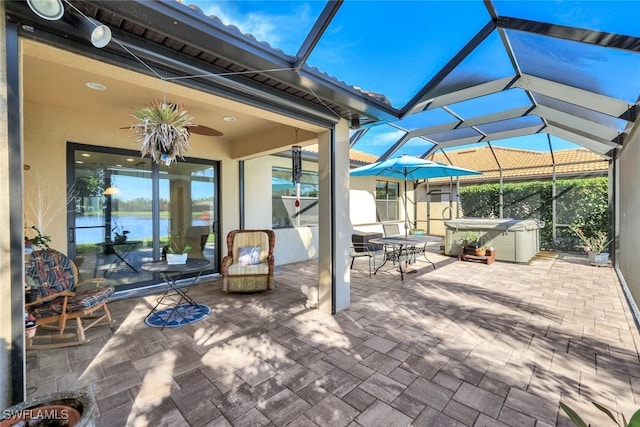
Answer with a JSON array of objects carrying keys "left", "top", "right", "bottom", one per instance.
[{"left": 26, "top": 0, "right": 64, "bottom": 21}]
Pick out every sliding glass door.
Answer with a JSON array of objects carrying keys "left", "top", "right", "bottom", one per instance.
[{"left": 68, "top": 143, "right": 219, "bottom": 290}]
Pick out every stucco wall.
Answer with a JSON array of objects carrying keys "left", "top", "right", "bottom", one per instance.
[
  {"left": 244, "top": 155, "right": 319, "bottom": 265},
  {"left": 617, "top": 120, "right": 640, "bottom": 316},
  {"left": 22, "top": 103, "right": 243, "bottom": 252},
  {"left": 349, "top": 176, "right": 412, "bottom": 229}
]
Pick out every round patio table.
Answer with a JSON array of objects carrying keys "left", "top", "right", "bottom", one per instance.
[{"left": 141, "top": 258, "right": 212, "bottom": 328}]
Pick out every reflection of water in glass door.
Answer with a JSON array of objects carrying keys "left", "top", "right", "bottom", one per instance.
[
  {"left": 71, "top": 147, "right": 155, "bottom": 286},
  {"left": 159, "top": 160, "right": 217, "bottom": 272}
]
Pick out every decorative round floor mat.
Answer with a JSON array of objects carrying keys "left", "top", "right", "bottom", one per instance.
[{"left": 144, "top": 303, "right": 211, "bottom": 328}]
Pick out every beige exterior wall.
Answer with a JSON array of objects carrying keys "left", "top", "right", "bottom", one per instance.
[
  {"left": 22, "top": 102, "right": 329, "bottom": 269},
  {"left": 617, "top": 118, "right": 640, "bottom": 316},
  {"left": 22, "top": 103, "right": 242, "bottom": 252},
  {"left": 244, "top": 155, "right": 319, "bottom": 265},
  {"left": 415, "top": 201, "right": 460, "bottom": 237},
  {"left": 349, "top": 176, "right": 412, "bottom": 231}
]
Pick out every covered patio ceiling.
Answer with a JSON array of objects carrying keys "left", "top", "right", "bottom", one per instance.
[{"left": 5, "top": 0, "right": 639, "bottom": 161}]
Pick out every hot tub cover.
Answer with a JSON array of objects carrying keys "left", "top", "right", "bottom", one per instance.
[{"left": 445, "top": 218, "right": 543, "bottom": 232}]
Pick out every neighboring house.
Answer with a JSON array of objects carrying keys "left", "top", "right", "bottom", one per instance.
[
  {"left": 427, "top": 146, "right": 609, "bottom": 183},
  {"left": 347, "top": 146, "right": 609, "bottom": 236}
]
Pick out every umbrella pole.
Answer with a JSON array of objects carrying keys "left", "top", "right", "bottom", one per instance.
[{"left": 404, "top": 179, "right": 408, "bottom": 238}]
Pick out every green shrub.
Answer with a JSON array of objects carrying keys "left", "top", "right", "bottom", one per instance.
[{"left": 459, "top": 177, "right": 608, "bottom": 251}]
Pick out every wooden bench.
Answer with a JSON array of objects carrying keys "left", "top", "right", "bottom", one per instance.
[{"left": 459, "top": 247, "right": 496, "bottom": 265}]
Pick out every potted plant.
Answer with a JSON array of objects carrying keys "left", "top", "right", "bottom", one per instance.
[
  {"left": 570, "top": 226, "right": 611, "bottom": 266},
  {"left": 163, "top": 229, "right": 192, "bottom": 264},
  {"left": 112, "top": 222, "right": 130, "bottom": 243},
  {"left": 130, "top": 101, "right": 193, "bottom": 166},
  {"left": 24, "top": 275, "right": 39, "bottom": 304},
  {"left": 25, "top": 225, "right": 51, "bottom": 251},
  {"left": 456, "top": 231, "right": 485, "bottom": 256}
]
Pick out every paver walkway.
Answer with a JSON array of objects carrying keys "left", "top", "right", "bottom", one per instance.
[{"left": 25, "top": 250, "right": 640, "bottom": 426}]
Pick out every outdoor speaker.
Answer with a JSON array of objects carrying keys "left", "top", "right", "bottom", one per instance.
[
  {"left": 26, "top": 0, "right": 64, "bottom": 21},
  {"left": 84, "top": 17, "right": 112, "bottom": 48}
]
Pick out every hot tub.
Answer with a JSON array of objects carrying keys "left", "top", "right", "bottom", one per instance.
[{"left": 445, "top": 218, "right": 543, "bottom": 263}]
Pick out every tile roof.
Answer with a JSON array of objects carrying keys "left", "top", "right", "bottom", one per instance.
[
  {"left": 427, "top": 146, "right": 609, "bottom": 182},
  {"left": 301, "top": 144, "right": 607, "bottom": 183},
  {"left": 301, "top": 144, "right": 378, "bottom": 166}
]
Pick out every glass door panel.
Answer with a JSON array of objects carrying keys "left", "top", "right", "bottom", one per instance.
[
  {"left": 70, "top": 144, "right": 218, "bottom": 290},
  {"left": 72, "top": 149, "right": 155, "bottom": 285},
  {"left": 158, "top": 160, "right": 217, "bottom": 272}
]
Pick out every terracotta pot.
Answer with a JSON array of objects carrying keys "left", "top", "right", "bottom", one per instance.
[
  {"left": 1, "top": 391, "right": 94, "bottom": 427},
  {"left": 25, "top": 326, "right": 37, "bottom": 339},
  {"left": 474, "top": 248, "right": 486, "bottom": 256}
]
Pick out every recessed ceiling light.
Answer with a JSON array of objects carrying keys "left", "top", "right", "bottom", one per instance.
[
  {"left": 223, "top": 116, "right": 236, "bottom": 122},
  {"left": 75, "top": 160, "right": 83, "bottom": 164},
  {"left": 126, "top": 158, "right": 135, "bottom": 162},
  {"left": 85, "top": 82, "right": 106, "bottom": 91},
  {"left": 81, "top": 153, "right": 91, "bottom": 157}
]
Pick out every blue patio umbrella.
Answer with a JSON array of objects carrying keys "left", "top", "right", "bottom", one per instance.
[
  {"left": 350, "top": 155, "right": 482, "bottom": 235},
  {"left": 271, "top": 177, "right": 296, "bottom": 191}
]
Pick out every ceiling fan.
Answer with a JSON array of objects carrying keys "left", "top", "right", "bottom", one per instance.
[
  {"left": 120, "top": 101, "right": 223, "bottom": 136},
  {"left": 120, "top": 123, "right": 223, "bottom": 136}
]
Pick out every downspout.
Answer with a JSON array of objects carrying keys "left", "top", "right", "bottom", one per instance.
[{"left": 331, "top": 128, "right": 337, "bottom": 314}]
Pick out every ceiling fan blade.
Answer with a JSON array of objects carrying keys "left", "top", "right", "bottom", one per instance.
[
  {"left": 120, "top": 124, "right": 223, "bottom": 137},
  {"left": 188, "top": 124, "right": 223, "bottom": 136}
]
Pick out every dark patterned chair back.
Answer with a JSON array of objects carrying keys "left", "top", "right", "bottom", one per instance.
[{"left": 26, "top": 249, "right": 76, "bottom": 299}]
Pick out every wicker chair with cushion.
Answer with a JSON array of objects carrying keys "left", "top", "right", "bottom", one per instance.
[
  {"left": 221, "top": 229, "right": 275, "bottom": 293},
  {"left": 25, "top": 249, "right": 114, "bottom": 349}
]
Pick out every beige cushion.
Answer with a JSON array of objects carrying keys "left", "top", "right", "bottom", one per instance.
[{"left": 228, "top": 263, "right": 269, "bottom": 275}]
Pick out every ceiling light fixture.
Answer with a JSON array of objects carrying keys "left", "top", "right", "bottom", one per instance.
[
  {"left": 85, "top": 82, "right": 106, "bottom": 91},
  {"left": 103, "top": 186, "right": 120, "bottom": 195},
  {"left": 223, "top": 116, "right": 236, "bottom": 122},
  {"left": 26, "top": 0, "right": 64, "bottom": 21}
]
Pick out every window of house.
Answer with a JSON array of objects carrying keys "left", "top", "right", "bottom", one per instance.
[
  {"left": 272, "top": 167, "right": 319, "bottom": 228},
  {"left": 375, "top": 180, "right": 399, "bottom": 221},
  {"left": 428, "top": 189, "right": 443, "bottom": 203}
]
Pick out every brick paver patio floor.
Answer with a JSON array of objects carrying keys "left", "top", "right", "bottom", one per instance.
[{"left": 25, "top": 249, "right": 640, "bottom": 426}]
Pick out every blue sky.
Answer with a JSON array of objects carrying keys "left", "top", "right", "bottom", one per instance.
[{"left": 186, "top": 1, "right": 631, "bottom": 156}]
